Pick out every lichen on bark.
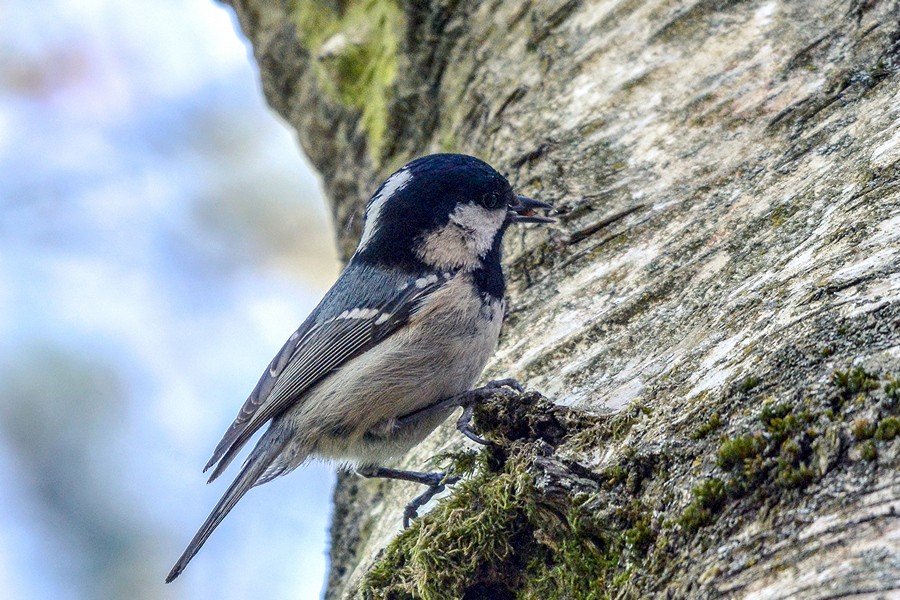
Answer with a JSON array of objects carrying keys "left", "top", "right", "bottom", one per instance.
[
  {"left": 291, "top": 1, "right": 402, "bottom": 159},
  {"left": 222, "top": 0, "right": 900, "bottom": 597}
]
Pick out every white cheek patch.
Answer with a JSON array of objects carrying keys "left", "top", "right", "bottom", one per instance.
[
  {"left": 448, "top": 204, "right": 506, "bottom": 257},
  {"left": 414, "top": 203, "right": 506, "bottom": 270},
  {"left": 358, "top": 168, "right": 413, "bottom": 250}
]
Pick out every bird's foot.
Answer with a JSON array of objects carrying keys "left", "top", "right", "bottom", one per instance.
[
  {"left": 402, "top": 472, "right": 461, "bottom": 528},
  {"left": 356, "top": 465, "right": 460, "bottom": 528},
  {"left": 455, "top": 403, "right": 487, "bottom": 445},
  {"left": 483, "top": 378, "right": 524, "bottom": 392},
  {"left": 450, "top": 379, "right": 523, "bottom": 445},
  {"left": 393, "top": 378, "right": 525, "bottom": 445}
]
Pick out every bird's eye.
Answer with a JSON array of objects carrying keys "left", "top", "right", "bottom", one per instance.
[{"left": 482, "top": 192, "right": 503, "bottom": 209}]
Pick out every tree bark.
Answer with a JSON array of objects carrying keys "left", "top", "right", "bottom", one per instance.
[{"left": 223, "top": 0, "right": 900, "bottom": 598}]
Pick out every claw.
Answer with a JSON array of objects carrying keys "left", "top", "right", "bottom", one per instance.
[
  {"left": 402, "top": 473, "right": 460, "bottom": 528},
  {"left": 357, "top": 466, "right": 460, "bottom": 527},
  {"left": 456, "top": 403, "right": 489, "bottom": 445},
  {"left": 485, "top": 378, "right": 524, "bottom": 393},
  {"left": 393, "top": 377, "right": 524, "bottom": 451}
]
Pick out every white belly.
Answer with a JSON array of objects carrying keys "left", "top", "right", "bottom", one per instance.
[{"left": 277, "top": 272, "right": 504, "bottom": 466}]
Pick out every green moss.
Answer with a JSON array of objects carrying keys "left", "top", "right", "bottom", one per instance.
[
  {"left": 775, "top": 439, "right": 815, "bottom": 489},
  {"left": 874, "top": 417, "right": 900, "bottom": 441},
  {"left": 738, "top": 375, "right": 761, "bottom": 393},
  {"left": 361, "top": 451, "right": 533, "bottom": 599},
  {"left": 692, "top": 478, "right": 727, "bottom": 509},
  {"left": 611, "top": 415, "right": 637, "bottom": 439},
  {"left": 624, "top": 515, "right": 654, "bottom": 556},
  {"left": 717, "top": 435, "right": 762, "bottom": 472},
  {"left": 675, "top": 366, "right": 896, "bottom": 535},
  {"left": 852, "top": 418, "right": 875, "bottom": 441},
  {"left": 691, "top": 412, "right": 722, "bottom": 440},
  {"left": 884, "top": 378, "right": 900, "bottom": 403},
  {"left": 521, "top": 494, "right": 657, "bottom": 599},
  {"left": 831, "top": 367, "right": 879, "bottom": 397},
  {"left": 760, "top": 402, "right": 810, "bottom": 441},
  {"left": 430, "top": 449, "right": 480, "bottom": 476},
  {"left": 362, "top": 363, "right": 900, "bottom": 598},
  {"left": 361, "top": 442, "right": 647, "bottom": 600},
  {"left": 522, "top": 524, "right": 621, "bottom": 600},
  {"left": 361, "top": 393, "right": 650, "bottom": 599},
  {"left": 775, "top": 463, "right": 815, "bottom": 488},
  {"left": 292, "top": 1, "right": 403, "bottom": 160},
  {"left": 859, "top": 440, "right": 878, "bottom": 461},
  {"left": 715, "top": 400, "right": 820, "bottom": 494},
  {"left": 602, "top": 465, "right": 628, "bottom": 486},
  {"left": 679, "top": 478, "right": 727, "bottom": 532},
  {"left": 679, "top": 504, "right": 710, "bottom": 532}
]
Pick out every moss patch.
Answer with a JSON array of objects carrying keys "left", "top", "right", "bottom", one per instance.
[
  {"left": 362, "top": 450, "right": 534, "bottom": 599},
  {"left": 292, "top": 1, "right": 403, "bottom": 160},
  {"left": 874, "top": 417, "right": 900, "bottom": 441},
  {"left": 717, "top": 434, "right": 763, "bottom": 473},
  {"left": 852, "top": 418, "right": 875, "bottom": 440},
  {"left": 361, "top": 445, "right": 637, "bottom": 600},
  {"left": 359, "top": 394, "right": 653, "bottom": 599},
  {"left": 712, "top": 400, "right": 822, "bottom": 495},
  {"left": 737, "top": 375, "right": 761, "bottom": 393},
  {"left": 831, "top": 367, "right": 879, "bottom": 398},
  {"left": 859, "top": 441, "right": 878, "bottom": 461},
  {"left": 679, "top": 478, "right": 727, "bottom": 532},
  {"left": 358, "top": 362, "right": 899, "bottom": 598},
  {"left": 884, "top": 378, "right": 900, "bottom": 403},
  {"left": 691, "top": 412, "right": 722, "bottom": 440}
]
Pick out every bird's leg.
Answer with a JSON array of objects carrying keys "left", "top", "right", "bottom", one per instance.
[
  {"left": 356, "top": 465, "right": 460, "bottom": 528},
  {"left": 395, "top": 378, "right": 523, "bottom": 445},
  {"left": 359, "top": 380, "right": 522, "bottom": 526}
]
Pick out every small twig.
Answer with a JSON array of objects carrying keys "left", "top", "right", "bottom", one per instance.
[{"left": 567, "top": 203, "right": 647, "bottom": 244}]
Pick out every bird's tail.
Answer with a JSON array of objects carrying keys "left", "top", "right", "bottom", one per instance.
[{"left": 166, "top": 429, "right": 292, "bottom": 583}]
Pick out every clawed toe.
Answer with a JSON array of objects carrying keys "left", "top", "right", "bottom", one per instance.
[
  {"left": 402, "top": 472, "right": 461, "bottom": 528},
  {"left": 456, "top": 403, "right": 488, "bottom": 445},
  {"left": 357, "top": 466, "right": 462, "bottom": 528},
  {"left": 485, "top": 378, "right": 524, "bottom": 393},
  {"left": 449, "top": 379, "right": 524, "bottom": 445}
]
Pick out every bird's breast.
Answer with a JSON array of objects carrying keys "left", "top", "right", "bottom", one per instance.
[
  {"left": 286, "top": 272, "right": 504, "bottom": 463},
  {"left": 386, "top": 271, "right": 505, "bottom": 408}
]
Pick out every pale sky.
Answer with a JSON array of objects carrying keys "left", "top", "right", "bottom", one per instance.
[{"left": 0, "top": 1, "right": 340, "bottom": 598}]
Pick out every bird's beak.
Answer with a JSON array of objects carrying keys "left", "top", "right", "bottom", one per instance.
[{"left": 508, "top": 195, "right": 555, "bottom": 223}]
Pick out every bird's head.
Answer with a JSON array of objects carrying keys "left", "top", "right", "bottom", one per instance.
[{"left": 354, "top": 154, "right": 553, "bottom": 271}]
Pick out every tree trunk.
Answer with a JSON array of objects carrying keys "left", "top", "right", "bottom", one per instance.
[{"left": 223, "top": 0, "right": 900, "bottom": 598}]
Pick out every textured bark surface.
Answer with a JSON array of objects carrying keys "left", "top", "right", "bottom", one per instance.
[{"left": 223, "top": 0, "right": 900, "bottom": 598}]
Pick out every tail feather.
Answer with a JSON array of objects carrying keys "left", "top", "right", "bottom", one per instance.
[
  {"left": 203, "top": 417, "right": 253, "bottom": 476},
  {"left": 166, "top": 431, "right": 291, "bottom": 583},
  {"left": 205, "top": 439, "right": 247, "bottom": 484}
]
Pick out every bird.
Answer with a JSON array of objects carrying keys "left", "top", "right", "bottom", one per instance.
[{"left": 166, "top": 153, "right": 554, "bottom": 583}]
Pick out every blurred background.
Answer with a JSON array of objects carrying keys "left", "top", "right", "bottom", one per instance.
[{"left": 0, "top": 0, "right": 341, "bottom": 598}]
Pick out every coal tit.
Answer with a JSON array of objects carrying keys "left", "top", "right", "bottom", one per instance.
[{"left": 166, "top": 153, "right": 553, "bottom": 582}]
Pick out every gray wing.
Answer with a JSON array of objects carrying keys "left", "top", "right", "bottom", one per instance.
[{"left": 203, "top": 266, "right": 448, "bottom": 481}]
